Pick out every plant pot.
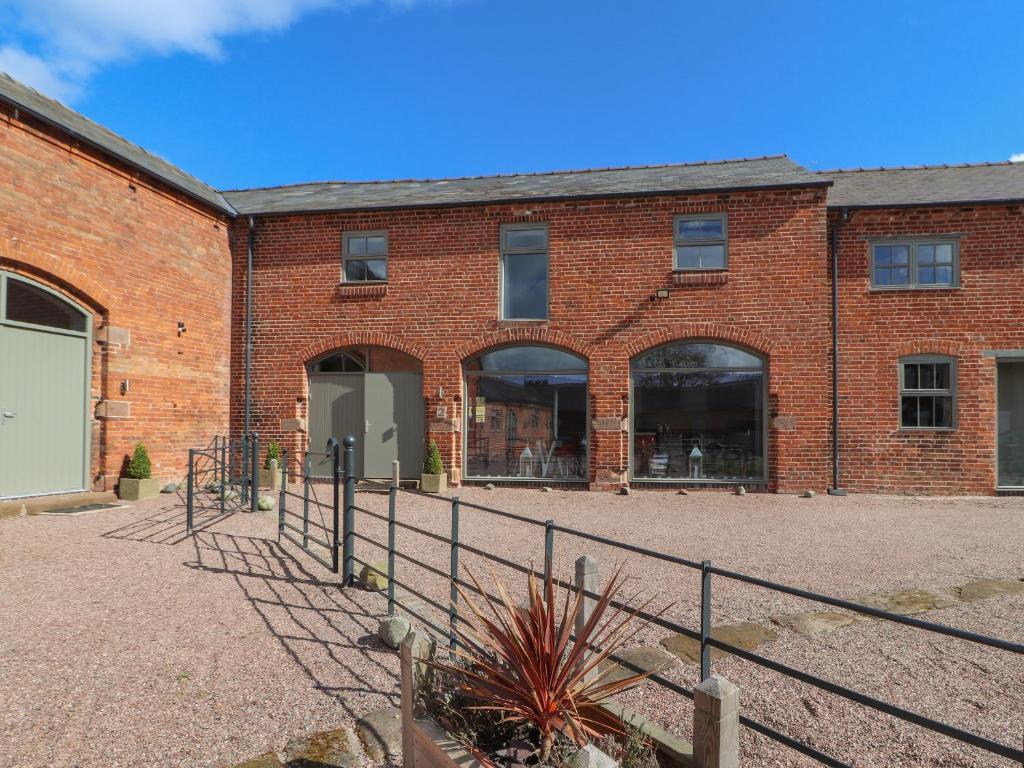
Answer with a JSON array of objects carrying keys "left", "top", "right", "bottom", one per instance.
[
  {"left": 118, "top": 477, "right": 161, "bottom": 501},
  {"left": 258, "top": 468, "right": 284, "bottom": 489},
  {"left": 421, "top": 473, "right": 447, "bottom": 494}
]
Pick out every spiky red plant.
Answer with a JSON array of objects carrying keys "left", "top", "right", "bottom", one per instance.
[{"left": 433, "top": 565, "right": 656, "bottom": 762}]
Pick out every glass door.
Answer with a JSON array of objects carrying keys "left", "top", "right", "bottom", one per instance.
[{"left": 997, "top": 361, "right": 1024, "bottom": 488}]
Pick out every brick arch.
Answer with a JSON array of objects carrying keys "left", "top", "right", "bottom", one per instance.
[
  {"left": 894, "top": 339, "right": 961, "bottom": 358},
  {"left": 297, "top": 331, "right": 428, "bottom": 368},
  {"left": 454, "top": 328, "right": 594, "bottom": 363},
  {"left": 623, "top": 323, "right": 777, "bottom": 359},
  {"left": 0, "top": 237, "right": 112, "bottom": 314}
]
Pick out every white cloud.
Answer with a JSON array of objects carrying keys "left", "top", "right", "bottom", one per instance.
[
  {"left": 1011, "top": 153, "right": 1024, "bottom": 163},
  {"left": 0, "top": 0, "right": 417, "bottom": 101}
]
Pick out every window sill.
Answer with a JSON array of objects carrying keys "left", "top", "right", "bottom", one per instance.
[
  {"left": 672, "top": 270, "right": 729, "bottom": 287},
  {"left": 337, "top": 282, "right": 388, "bottom": 298},
  {"left": 897, "top": 427, "right": 957, "bottom": 433},
  {"left": 497, "top": 318, "right": 549, "bottom": 324},
  {"left": 869, "top": 285, "right": 960, "bottom": 293}
]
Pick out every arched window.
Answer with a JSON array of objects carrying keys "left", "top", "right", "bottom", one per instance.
[
  {"left": 631, "top": 341, "right": 766, "bottom": 482},
  {"left": 3, "top": 276, "right": 87, "bottom": 333},
  {"left": 465, "top": 345, "right": 587, "bottom": 481}
]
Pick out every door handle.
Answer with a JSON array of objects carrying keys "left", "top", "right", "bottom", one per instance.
[
  {"left": 2, "top": 411, "right": 14, "bottom": 418},
  {"left": 365, "top": 419, "right": 370, "bottom": 434}
]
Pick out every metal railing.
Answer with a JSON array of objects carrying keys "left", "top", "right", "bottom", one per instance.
[{"left": 322, "top": 437, "right": 1024, "bottom": 768}]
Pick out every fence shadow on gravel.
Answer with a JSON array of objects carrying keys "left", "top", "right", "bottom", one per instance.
[{"left": 183, "top": 529, "right": 401, "bottom": 718}]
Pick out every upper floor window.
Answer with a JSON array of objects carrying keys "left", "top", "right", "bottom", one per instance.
[
  {"left": 900, "top": 355, "right": 956, "bottom": 429},
  {"left": 674, "top": 214, "right": 727, "bottom": 270},
  {"left": 871, "top": 240, "right": 958, "bottom": 289},
  {"left": 500, "top": 224, "right": 548, "bottom": 320},
  {"left": 343, "top": 231, "right": 387, "bottom": 282}
]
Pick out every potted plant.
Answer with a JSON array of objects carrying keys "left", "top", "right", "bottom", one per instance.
[
  {"left": 118, "top": 443, "right": 161, "bottom": 500},
  {"left": 421, "top": 440, "right": 447, "bottom": 493},
  {"left": 259, "top": 440, "right": 284, "bottom": 488},
  {"left": 400, "top": 564, "right": 654, "bottom": 768}
]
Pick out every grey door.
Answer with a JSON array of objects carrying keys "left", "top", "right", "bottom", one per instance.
[
  {"left": 364, "top": 373, "right": 425, "bottom": 479},
  {"left": 308, "top": 373, "right": 364, "bottom": 478},
  {"left": 0, "top": 274, "right": 90, "bottom": 499},
  {"left": 997, "top": 361, "right": 1024, "bottom": 488}
]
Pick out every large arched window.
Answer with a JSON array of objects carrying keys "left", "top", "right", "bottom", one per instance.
[
  {"left": 631, "top": 341, "right": 766, "bottom": 482},
  {"left": 464, "top": 346, "right": 588, "bottom": 481}
]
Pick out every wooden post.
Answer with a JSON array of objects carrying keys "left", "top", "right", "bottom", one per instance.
[
  {"left": 575, "top": 554, "right": 598, "bottom": 683},
  {"left": 269, "top": 458, "right": 280, "bottom": 492},
  {"left": 693, "top": 675, "right": 739, "bottom": 768},
  {"left": 400, "top": 634, "right": 416, "bottom": 768}
]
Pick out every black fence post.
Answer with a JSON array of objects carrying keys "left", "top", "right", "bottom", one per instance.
[
  {"left": 219, "top": 437, "right": 227, "bottom": 515},
  {"left": 186, "top": 449, "right": 195, "bottom": 532},
  {"left": 303, "top": 453, "right": 311, "bottom": 550},
  {"left": 278, "top": 448, "right": 287, "bottom": 539},
  {"left": 240, "top": 434, "right": 249, "bottom": 504},
  {"left": 544, "top": 519, "right": 555, "bottom": 583},
  {"left": 701, "top": 559, "right": 712, "bottom": 682},
  {"left": 250, "top": 432, "right": 260, "bottom": 514},
  {"left": 449, "top": 496, "right": 460, "bottom": 651},
  {"left": 343, "top": 435, "right": 356, "bottom": 586},
  {"left": 388, "top": 483, "right": 397, "bottom": 618},
  {"left": 327, "top": 437, "right": 340, "bottom": 574}
]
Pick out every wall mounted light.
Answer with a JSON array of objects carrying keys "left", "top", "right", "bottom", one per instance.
[
  {"left": 120, "top": 380, "right": 130, "bottom": 395},
  {"left": 437, "top": 386, "right": 445, "bottom": 400},
  {"left": 177, "top": 321, "right": 187, "bottom": 336},
  {"left": 654, "top": 288, "right": 670, "bottom": 300}
]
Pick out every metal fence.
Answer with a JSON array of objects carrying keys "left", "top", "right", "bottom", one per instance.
[
  {"left": 184, "top": 433, "right": 261, "bottom": 530},
  {"left": 202, "top": 435, "right": 1023, "bottom": 767}
]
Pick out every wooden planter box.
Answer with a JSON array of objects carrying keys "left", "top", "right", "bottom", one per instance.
[{"left": 400, "top": 634, "right": 491, "bottom": 768}]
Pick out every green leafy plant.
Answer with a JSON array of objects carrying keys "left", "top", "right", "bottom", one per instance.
[
  {"left": 432, "top": 565, "right": 657, "bottom": 762},
  {"left": 423, "top": 440, "right": 444, "bottom": 475},
  {"left": 125, "top": 443, "right": 152, "bottom": 480},
  {"left": 264, "top": 440, "right": 282, "bottom": 470}
]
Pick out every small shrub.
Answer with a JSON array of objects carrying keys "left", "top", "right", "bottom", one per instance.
[
  {"left": 264, "top": 440, "right": 282, "bottom": 470},
  {"left": 125, "top": 443, "right": 152, "bottom": 480},
  {"left": 423, "top": 440, "right": 444, "bottom": 475}
]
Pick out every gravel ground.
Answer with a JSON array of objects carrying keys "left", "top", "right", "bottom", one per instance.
[{"left": 0, "top": 489, "right": 1021, "bottom": 767}]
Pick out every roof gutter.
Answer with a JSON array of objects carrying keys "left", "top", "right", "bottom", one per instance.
[{"left": 828, "top": 207, "right": 850, "bottom": 496}]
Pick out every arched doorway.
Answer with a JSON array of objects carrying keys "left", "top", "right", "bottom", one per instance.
[
  {"left": 307, "top": 346, "right": 424, "bottom": 479},
  {"left": 0, "top": 272, "right": 91, "bottom": 498},
  {"left": 630, "top": 341, "right": 766, "bottom": 483},
  {"left": 463, "top": 345, "right": 588, "bottom": 482}
]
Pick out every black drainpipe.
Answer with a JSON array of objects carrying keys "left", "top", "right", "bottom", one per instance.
[
  {"left": 827, "top": 207, "right": 849, "bottom": 496},
  {"left": 244, "top": 216, "right": 254, "bottom": 442}
]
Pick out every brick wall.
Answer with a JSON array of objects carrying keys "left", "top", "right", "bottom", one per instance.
[
  {"left": 833, "top": 203, "right": 1024, "bottom": 494},
  {"left": 0, "top": 102, "right": 232, "bottom": 489},
  {"left": 231, "top": 187, "right": 832, "bottom": 492}
]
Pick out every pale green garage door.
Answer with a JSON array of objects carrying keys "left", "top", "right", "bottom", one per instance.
[{"left": 0, "top": 273, "right": 91, "bottom": 499}]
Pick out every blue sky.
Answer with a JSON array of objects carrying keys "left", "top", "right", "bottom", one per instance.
[{"left": 1, "top": 0, "right": 1023, "bottom": 190}]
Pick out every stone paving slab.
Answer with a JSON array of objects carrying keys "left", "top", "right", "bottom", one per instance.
[
  {"left": 284, "top": 727, "right": 365, "bottom": 768},
  {"left": 231, "top": 754, "right": 284, "bottom": 768},
  {"left": 852, "top": 589, "right": 957, "bottom": 615},
  {"left": 598, "top": 645, "right": 682, "bottom": 685},
  {"left": 660, "top": 622, "right": 779, "bottom": 664},
  {"left": 355, "top": 707, "right": 403, "bottom": 761},
  {"left": 954, "top": 578, "right": 1024, "bottom": 602},
  {"left": 772, "top": 611, "right": 858, "bottom": 637}
]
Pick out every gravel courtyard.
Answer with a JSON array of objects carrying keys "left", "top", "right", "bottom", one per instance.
[{"left": 0, "top": 489, "right": 1021, "bottom": 768}]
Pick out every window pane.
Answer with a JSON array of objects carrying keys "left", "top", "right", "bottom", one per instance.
[
  {"left": 345, "top": 260, "right": 367, "bottom": 281},
  {"left": 503, "top": 252, "right": 548, "bottom": 319},
  {"left": 934, "top": 363, "right": 950, "bottom": 390},
  {"left": 904, "top": 364, "right": 919, "bottom": 390},
  {"left": 920, "top": 364, "right": 935, "bottom": 389},
  {"left": 677, "top": 218, "right": 723, "bottom": 240},
  {"left": 366, "top": 236, "right": 386, "bottom": 256},
  {"left": 632, "top": 370, "right": 764, "bottom": 480},
  {"left": 901, "top": 396, "right": 918, "bottom": 427},
  {"left": 700, "top": 244, "right": 726, "bottom": 269},
  {"left": 917, "top": 244, "right": 935, "bottom": 265},
  {"left": 934, "top": 395, "right": 953, "bottom": 427},
  {"left": 4, "top": 278, "right": 86, "bottom": 331},
  {"left": 891, "top": 267, "right": 909, "bottom": 284},
  {"left": 918, "top": 266, "right": 936, "bottom": 284},
  {"left": 465, "top": 373, "right": 587, "bottom": 480},
  {"left": 935, "top": 265, "right": 954, "bottom": 284},
  {"left": 505, "top": 227, "right": 547, "bottom": 250},
  {"left": 918, "top": 396, "right": 935, "bottom": 427},
  {"left": 874, "top": 245, "right": 891, "bottom": 266},
  {"left": 935, "top": 243, "right": 953, "bottom": 263},
  {"left": 891, "top": 245, "right": 909, "bottom": 265},
  {"left": 364, "top": 259, "right": 387, "bottom": 281},
  {"left": 468, "top": 346, "right": 586, "bottom": 372},
  {"left": 633, "top": 342, "right": 762, "bottom": 370},
  {"left": 676, "top": 246, "right": 701, "bottom": 269},
  {"left": 997, "top": 362, "right": 1024, "bottom": 486},
  {"left": 347, "top": 236, "right": 366, "bottom": 255}
]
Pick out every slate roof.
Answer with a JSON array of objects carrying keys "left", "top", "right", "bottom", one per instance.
[
  {"left": 0, "top": 73, "right": 234, "bottom": 214},
  {"left": 821, "top": 161, "right": 1024, "bottom": 208},
  {"left": 221, "top": 155, "right": 829, "bottom": 215}
]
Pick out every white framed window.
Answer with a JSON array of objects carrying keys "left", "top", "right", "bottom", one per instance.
[
  {"left": 899, "top": 355, "right": 957, "bottom": 429},
  {"left": 871, "top": 239, "right": 958, "bottom": 289},
  {"left": 674, "top": 214, "right": 728, "bottom": 270},
  {"left": 343, "top": 231, "right": 388, "bottom": 282},
  {"left": 500, "top": 223, "right": 549, "bottom": 320}
]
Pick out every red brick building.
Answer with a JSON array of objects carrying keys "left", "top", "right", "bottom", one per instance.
[{"left": 2, "top": 72, "right": 1023, "bottom": 497}]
